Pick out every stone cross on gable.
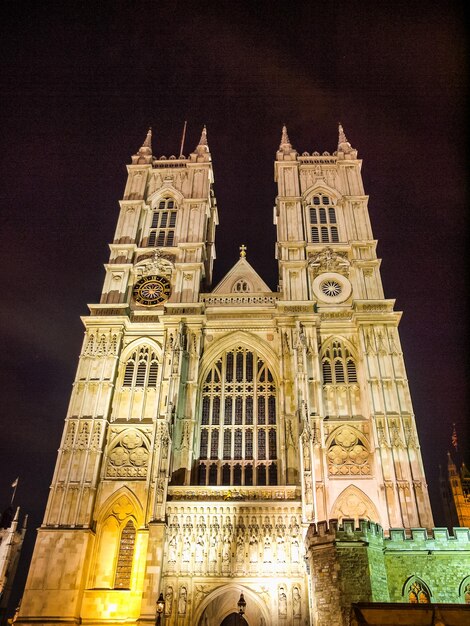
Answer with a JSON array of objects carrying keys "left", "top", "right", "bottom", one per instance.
[{"left": 239, "top": 244, "right": 247, "bottom": 258}]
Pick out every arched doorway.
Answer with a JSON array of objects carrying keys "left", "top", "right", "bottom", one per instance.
[
  {"left": 196, "top": 584, "right": 267, "bottom": 626},
  {"left": 220, "top": 613, "right": 246, "bottom": 626}
]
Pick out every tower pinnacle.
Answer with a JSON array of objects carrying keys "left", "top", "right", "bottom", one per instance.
[
  {"left": 131, "top": 128, "right": 153, "bottom": 165},
  {"left": 276, "top": 124, "right": 297, "bottom": 161},
  {"left": 337, "top": 123, "right": 357, "bottom": 158},
  {"left": 190, "top": 125, "right": 211, "bottom": 162},
  {"left": 279, "top": 125, "right": 292, "bottom": 151},
  {"left": 197, "top": 125, "right": 208, "bottom": 147}
]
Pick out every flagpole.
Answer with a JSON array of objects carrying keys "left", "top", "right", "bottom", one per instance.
[
  {"left": 11, "top": 478, "right": 19, "bottom": 505},
  {"left": 179, "top": 120, "right": 187, "bottom": 158}
]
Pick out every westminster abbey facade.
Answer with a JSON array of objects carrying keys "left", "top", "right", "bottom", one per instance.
[{"left": 17, "top": 126, "right": 470, "bottom": 626}]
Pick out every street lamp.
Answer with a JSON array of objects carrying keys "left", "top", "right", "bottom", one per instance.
[
  {"left": 237, "top": 592, "right": 246, "bottom": 623},
  {"left": 155, "top": 592, "right": 165, "bottom": 626}
]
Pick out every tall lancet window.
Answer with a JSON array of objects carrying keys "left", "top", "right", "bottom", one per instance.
[
  {"left": 114, "top": 520, "right": 136, "bottom": 589},
  {"left": 196, "top": 347, "right": 278, "bottom": 486},
  {"left": 147, "top": 197, "right": 177, "bottom": 247},
  {"left": 308, "top": 194, "right": 339, "bottom": 243}
]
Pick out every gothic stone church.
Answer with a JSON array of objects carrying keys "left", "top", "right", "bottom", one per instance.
[{"left": 17, "top": 127, "right": 470, "bottom": 626}]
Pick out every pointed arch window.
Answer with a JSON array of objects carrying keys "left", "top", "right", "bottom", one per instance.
[
  {"left": 459, "top": 577, "right": 470, "bottom": 604},
  {"left": 122, "top": 346, "right": 159, "bottom": 388},
  {"left": 147, "top": 197, "right": 177, "bottom": 247},
  {"left": 114, "top": 520, "right": 136, "bottom": 589},
  {"left": 308, "top": 194, "right": 339, "bottom": 243},
  {"left": 406, "top": 579, "right": 431, "bottom": 604},
  {"left": 196, "top": 347, "right": 278, "bottom": 486},
  {"left": 322, "top": 341, "right": 357, "bottom": 385}
]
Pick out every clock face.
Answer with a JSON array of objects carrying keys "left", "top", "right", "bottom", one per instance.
[{"left": 133, "top": 275, "right": 171, "bottom": 306}]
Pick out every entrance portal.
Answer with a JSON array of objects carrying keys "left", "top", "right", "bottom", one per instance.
[
  {"left": 196, "top": 585, "right": 266, "bottom": 626},
  {"left": 220, "top": 613, "right": 246, "bottom": 626}
]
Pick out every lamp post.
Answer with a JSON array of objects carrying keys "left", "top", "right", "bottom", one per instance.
[
  {"left": 155, "top": 592, "right": 165, "bottom": 626},
  {"left": 237, "top": 592, "right": 246, "bottom": 623}
]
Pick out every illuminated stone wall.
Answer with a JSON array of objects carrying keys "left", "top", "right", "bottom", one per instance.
[{"left": 305, "top": 520, "right": 470, "bottom": 626}]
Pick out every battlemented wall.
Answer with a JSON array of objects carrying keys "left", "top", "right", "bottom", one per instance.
[{"left": 305, "top": 520, "right": 470, "bottom": 626}]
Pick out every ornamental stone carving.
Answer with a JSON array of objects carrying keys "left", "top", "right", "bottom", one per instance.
[
  {"left": 133, "top": 248, "right": 175, "bottom": 278},
  {"left": 308, "top": 247, "right": 350, "bottom": 277},
  {"left": 106, "top": 428, "right": 151, "bottom": 478},
  {"left": 327, "top": 427, "right": 371, "bottom": 476}
]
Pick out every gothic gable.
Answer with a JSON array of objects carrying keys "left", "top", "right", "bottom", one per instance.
[{"left": 211, "top": 258, "right": 272, "bottom": 294}]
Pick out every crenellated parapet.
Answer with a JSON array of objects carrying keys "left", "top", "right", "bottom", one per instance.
[{"left": 305, "top": 519, "right": 470, "bottom": 626}]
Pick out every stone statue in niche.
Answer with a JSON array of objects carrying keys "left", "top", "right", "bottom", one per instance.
[
  {"left": 292, "top": 586, "right": 301, "bottom": 617},
  {"left": 209, "top": 533, "right": 218, "bottom": 563},
  {"left": 290, "top": 534, "right": 300, "bottom": 562},
  {"left": 276, "top": 532, "right": 286, "bottom": 563},
  {"left": 236, "top": 530, "right": 245, "bottom": 564},
  {"left": 178, "top": 586, "right": 187, "bottom": 615},
  {"left": 222, "top": 529, "right": 231, "bottom": 565},
  {"left": 304, "top": 473, "right": 313, "bottom": 503},
  {"left": 165, "top": 586, "right": 173, "bottom": 615},
  {"left": 263, "top": 535, "right": 272, "bottom": 563},
  {"left": 195, "top": 532, "right": 204, "bottom": 562},
  {"left": 302, "top": 430, "right": 311, "bottom": 471},
  {"left": 168, "top": 532, "right": 177, "bottom": 562},
  {"left": 278, "top": 586, "right": 288, "bottom": 617},
  {"left": 285, "top": 416, "right": 296, "bottom": 450},
  {"left": 249, "top": 531, "right": 259, "bottom": 563},
  {"left": 182, "top": 535, "right": 191, "bottom": 562}
]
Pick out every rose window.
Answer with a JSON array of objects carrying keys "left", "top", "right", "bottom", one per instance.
[{"left": 321, "top": 280, "right": 342, "bottom": 297}]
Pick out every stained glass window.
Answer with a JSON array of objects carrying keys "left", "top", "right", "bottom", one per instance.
[
  {"left": 196, "top": 347, "right": 278, "bottom": 485},
  {"left": 114, "top": 520, "right": 135, "bottom": 589}
]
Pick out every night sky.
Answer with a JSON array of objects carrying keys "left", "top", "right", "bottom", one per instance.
[{"left": 0, "top": 0, "right": 467, "bottom": 609}]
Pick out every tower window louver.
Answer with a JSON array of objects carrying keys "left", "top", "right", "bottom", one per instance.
[
  {"left": 322, "top": 341, "right": 358, "bottom": 385},
  {"left": 122, "top": 347, "right": 159, "bottom": 388},
  {"left": 309, "top": 194, "right": 339, "bottom": 243},
  {"left": 147, "top": 197, "right": 177, "bottom": 247}
]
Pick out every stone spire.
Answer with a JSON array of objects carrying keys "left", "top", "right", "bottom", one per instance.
[
  {"left": 197, "top": 125, "right": 208, "bottom": 147},
  {"left": 279, "top": 125, "right": 292, "bottom": 151},
  {"left": 131, "top": 128, "right": 153, "bottom": 165},
  {"left": 190, "top": 125, "right": 211, "bottom": 162},
  {"left": 276, "top": 124, "right": 297, "bottom": 160},
  {"left": 337, "top": 123, "right": 357, "bottom": 159}
]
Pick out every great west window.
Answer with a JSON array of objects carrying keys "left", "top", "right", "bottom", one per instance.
[{"left": 195, "top": 347, "right": 278, "bottom": 486}]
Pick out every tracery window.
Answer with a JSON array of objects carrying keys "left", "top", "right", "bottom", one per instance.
[
  {"left": 114, "top": 520, "right": 136, "bottom": 589},
  {"left": 322, "top": 341, "right": 357, "bottom": 384},
  {"left": 464, "top": 583, "right": 470, "bottom": 605},
  {"left": 459, "top": 577, "right": 470, "bottom": 604},
  {"left": 147, "top": 197, "right": 177, "bottom": 247},
  {"left": 122, "top": 346, "right": 159, "bottom": 388},
  {"left": 321, "top": 339, "right": 360, "bottom": 419},
  {"left": 308, "top": 194, "right": 339, "bottom": 243},
  {"left": 196, "top": 347, "right": 278, "bottom": 486},
  {"left": 407, "top": 580, "right": 430, "bottom": 604}
]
